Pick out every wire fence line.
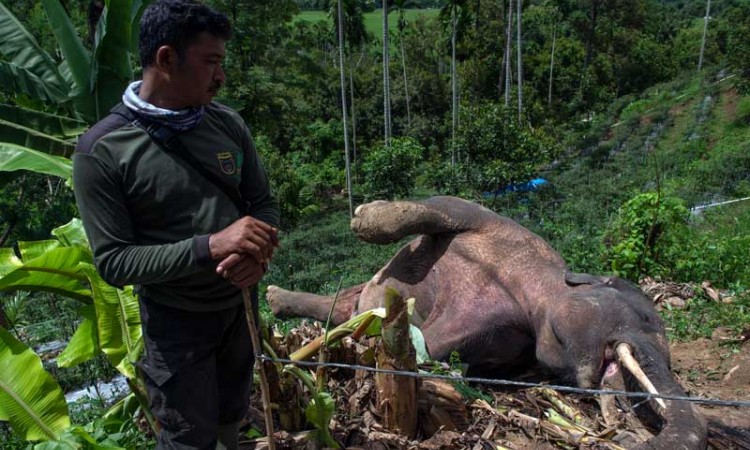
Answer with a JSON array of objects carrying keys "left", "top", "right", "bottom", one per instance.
[{"left": 257, "top": 354, "right": 750, "bottom": 409}]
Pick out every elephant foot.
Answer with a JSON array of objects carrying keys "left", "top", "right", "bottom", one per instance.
[{"left": 266, "top": 285, "right": 297, "bottom": 319}]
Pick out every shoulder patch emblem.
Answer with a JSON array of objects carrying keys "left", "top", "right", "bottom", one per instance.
[{"left": 217, "top": 152, "right": 236, "bottom": 175}]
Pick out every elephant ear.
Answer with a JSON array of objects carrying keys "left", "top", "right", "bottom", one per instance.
[{"left": 564, "top": 271, "right": 612, "bottom": 286}]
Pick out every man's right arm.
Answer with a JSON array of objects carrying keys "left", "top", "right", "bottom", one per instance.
[{"left": 73, "top": 152, "right": 208, "bottom": 287}]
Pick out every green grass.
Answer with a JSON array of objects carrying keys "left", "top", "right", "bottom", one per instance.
[
  {"left": 662, "top": 289, "right": 750, "bottom": 342},
  {"left": 295, "top": 9, "right": 441, "bottom": 37},
  {"left": 259, "top": 207, "right": 407, "bottom": 324}
]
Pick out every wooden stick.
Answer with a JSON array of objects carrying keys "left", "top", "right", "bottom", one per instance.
[{"left": 242, "top": 287, "right": 276, "bottom": 450}]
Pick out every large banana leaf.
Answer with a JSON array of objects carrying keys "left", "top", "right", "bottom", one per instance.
[
  {"left": 0, "top": 119, "right": 76, "bottom": 156},
  {"left": 80, "top": 264, "right": 141, "bottom": 378},
  {"left": 0, "top": 326, "right": 70, "bottom": 441},
  {"left": 0, "top": 244, "right": 92, "bottom": 302},
  {"left": 0, "top": 2, "right": 68, "bottom": 103},
  {"left": 0, "top": 61, "right": 67, "bottom": 104},
  {"left": 129, "top": 1, "right": 151, "bottom": 55},
  {"left": 57, "top": 305, "right": 98, "bottom": 369},
  {"left": 41, "top": 0, "right": 91, "bottom": 98},
  {"left": 90, "top": 0, "right": 136, "bottom": 121},
  {"left": 0, "top": 143, "right": 73, "bottom": 181},
  {"left": 0, "top": 104, "right": 87, "bottom": 139}
]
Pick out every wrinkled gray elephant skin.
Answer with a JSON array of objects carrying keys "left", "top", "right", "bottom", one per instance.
[{"left": 267, "top": 196, "right": 707, "bottom": 449}]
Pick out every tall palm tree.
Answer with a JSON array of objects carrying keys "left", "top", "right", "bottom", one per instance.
[
  {"left": 504, "top": 0, "right": 513, "bottom": 107},
  {"left": 547, "top": 6, "right": 560, "bottom": 106},
  {"left": 451, "top": 5, "right": 458, "bottom": 165},
  {"left": 441, "top": 0, "right": 466, "bottom": 165},
  {"left": 337, "top": 0, "right": 353, "bottom": 216},
  {"left": 516, "top": 0, "right": 523, "bottom": 121},
  {"left": 382, "top": 0, "right": 392, "bottom": 147},
  {"left": 394, "top": 0, "right": 413, "bottom": 130}
]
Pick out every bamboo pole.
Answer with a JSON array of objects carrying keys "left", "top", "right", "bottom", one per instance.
[{"left": 242, "top": 287, "right": 276, "bottom": 450}]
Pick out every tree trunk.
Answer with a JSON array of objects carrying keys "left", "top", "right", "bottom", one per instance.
[
  {"left": 375, "top": 287, "right": 418, "bottom": 438},
  {"left": 382, "top": 0, "right": 392, "bottom": 147},
  {"left": 400, "top": 37, "right": 411, "bottom": 130},
  {"left": 582, "top": 0, "right": 601, "bottom": 73},
  {"left": 349, "top": 52, "right": 358, "bottom": 184},
  {"left": 698, "top": 0, "right": 711, "bottom": 72},
  {"left": 451, "top": 6, "right": 458, "bottom": 165},
  {"left": 516, "top": 0, "right": 523, "bottom": 121},
  {"left": 548, "top": 19, "right": 557, "bottom": 105},
  {"left": 338, "top": 0, "right": 353, "bottom": 217},
  {"left": 504, "top": 0, "right": 513, "bottom": 107}
]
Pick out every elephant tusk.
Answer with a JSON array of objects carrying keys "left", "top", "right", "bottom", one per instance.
[{"left": 615, "top": 343, "right": 667, "bottom": 410}]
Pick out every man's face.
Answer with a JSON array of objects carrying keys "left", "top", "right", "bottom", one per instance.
[{"left": 170, "top": 32, "right": 226, "bottom": 107}]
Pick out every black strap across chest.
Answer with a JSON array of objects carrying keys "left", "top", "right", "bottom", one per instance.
[{"left": 112, "top": 104, "right": 248, "bottom": 215}]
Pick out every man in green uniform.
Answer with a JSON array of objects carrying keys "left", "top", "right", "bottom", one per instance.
[{"left": 72, "top": 1, "right": 279, "bottom": 448}]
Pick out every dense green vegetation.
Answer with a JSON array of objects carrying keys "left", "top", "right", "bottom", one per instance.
[{"left": 1, "top": 0, "right": 749, "bottom": 447}]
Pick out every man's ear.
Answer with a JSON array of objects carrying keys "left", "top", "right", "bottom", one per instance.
[{"left": 153, "top": 45, "right": 179, "bottom": 75}]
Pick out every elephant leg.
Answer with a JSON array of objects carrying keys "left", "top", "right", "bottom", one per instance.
[
  {"left": 351, "top": 196, "right": 486, "bottom": 244},
  {"left": 266, "top": 283, "right": 365, "bottom": 325}
]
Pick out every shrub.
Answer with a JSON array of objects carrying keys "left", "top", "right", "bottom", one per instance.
[
  {"left": 361, "top": 137, "right": 424, "bottom": 200},
  {"left": 255, "top": 135, "right": 318, "bottom": 230},
  {"left": 603, "top": 192, "right": 690, "bottom": 281},
  {"left": 735, "top": 96, "right": 750, "bottom": 126},
  {"left": 454, "top": 102, "right": 559, "bottom": 195}
]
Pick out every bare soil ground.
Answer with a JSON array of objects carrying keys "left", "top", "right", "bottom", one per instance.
[{"left": 671, "top": 334, "right": 750, "bottom": 449}]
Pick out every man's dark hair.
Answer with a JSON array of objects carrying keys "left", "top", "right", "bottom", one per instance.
[{"left": 139, "top": 0, "right": 232, "bottom": 68}]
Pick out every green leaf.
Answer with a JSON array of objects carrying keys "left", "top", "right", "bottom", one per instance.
[
  {"left": 0, "top": 326, "right": 70, "bottom": 441},
  {"left": 0, "top": 246, "right": 92, "bottom": 302},
  {"left": 0, "top": 247, "right": 22, "bottom": 279},
  {"left": 305, "top": 392, "right": 335, "bottom": 429},
  {"left": 80, "top": 264, "right": 141, "bottom": 378},
  {"left": 0, "top": 103, "right": 87, "bottom": 139},
  {"left": 57, "top": 305, "right": 98, "bottom": 368},
  {"left": 52, "top": 219, "right": 91, "bottom": 249},
  {"left": 0, "top": 61, "right": 68, "bottom": 104},
  {"left": 41, "top": 0, "right": 92, "bottom": 98},
  {"left": 17, "top": 240, "right": 62, "bottom": 261},
  {"left": 91, "top": 0, "right": 135, "bottom": 120},
  {"left": 0, "top": 143, "right": 73, "bottom": 181},
  {"left": 33, "top": 425, "right": 125, "bottom": 449},
  {"left": 0, "top": 2, "right": 69, "bottom": 102},
  {"left": 129, "top": 1, "right": 151, "bottom": 55},
  {"left": 410, "top": 324, "right": 430, "bottom": 364},
  {"left": 0, "top": 118, "right": 76, "bottom": 157}
]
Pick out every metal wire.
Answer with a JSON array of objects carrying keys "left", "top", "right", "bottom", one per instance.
[{"left": 257, "top": 354, "right": 750, "bottom": 408}]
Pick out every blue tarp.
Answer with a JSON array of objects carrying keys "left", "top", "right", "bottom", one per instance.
[{"left": 483, "top": 178, "right": 548, "bottom": 197}]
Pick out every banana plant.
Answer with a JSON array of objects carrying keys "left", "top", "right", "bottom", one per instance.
[
  {"left": 0, "top": 0, "right": 149, "bottom": 172},
  {"left": 0, "top": 218, "right": 142, "bottom": 443}
]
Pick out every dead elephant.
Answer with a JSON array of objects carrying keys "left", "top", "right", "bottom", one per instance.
[{"left": 267, "top": 196, "right": 707, "bottom": 449}]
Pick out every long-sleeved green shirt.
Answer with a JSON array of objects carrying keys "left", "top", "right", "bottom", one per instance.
[{"left": 73, "top": 102, "right": 279, "bottom": 311}]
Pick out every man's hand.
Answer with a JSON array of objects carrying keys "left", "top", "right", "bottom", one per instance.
[
  {"left": 216, "top": 253, "right": 266, "bottom": 288},
  {"left": 209, "top": 216, "right": 279, "bottom": 263}
]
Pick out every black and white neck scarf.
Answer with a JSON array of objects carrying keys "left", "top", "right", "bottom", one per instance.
[{"left": 122, "top": 81, "right": 205, "bottom": 131}]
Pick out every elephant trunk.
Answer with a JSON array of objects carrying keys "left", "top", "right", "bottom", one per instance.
[{"left": 618, "top": 341, "right": 707, "bottom": 450}]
